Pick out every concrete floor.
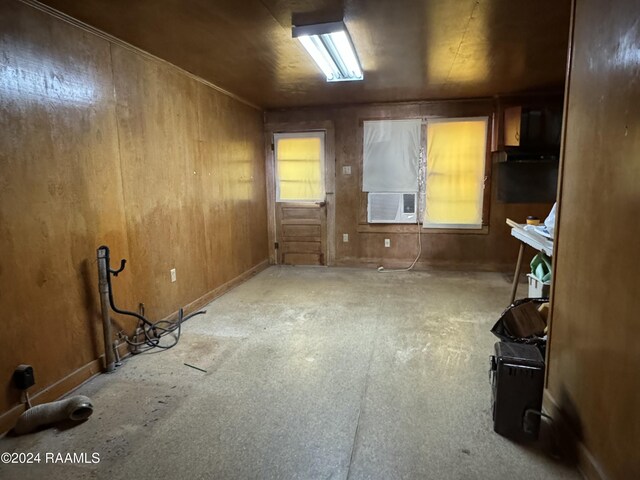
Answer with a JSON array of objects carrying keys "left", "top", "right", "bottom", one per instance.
[{"left": 0, "top": 266, "right": 580, "bottom": 480}]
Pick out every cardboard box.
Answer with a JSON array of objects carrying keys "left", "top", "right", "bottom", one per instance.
[{"left": 502, "top": 301, "right": 547, "bottom": 338}]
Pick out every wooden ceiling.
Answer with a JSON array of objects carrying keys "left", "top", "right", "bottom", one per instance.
[{"left": 38, "top": 0, "right": 572, "bottom": 109}]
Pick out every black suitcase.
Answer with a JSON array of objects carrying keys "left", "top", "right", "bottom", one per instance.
[{"left": 490, "top": 341, "right": 545, "bottom": 441}]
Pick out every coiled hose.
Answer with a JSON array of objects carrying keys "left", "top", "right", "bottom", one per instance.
[
  {"left": 98, "top": 246, "right": 205, "bottom": 353},
  {"left": 124, "top": 307, "right": 205, "bottom": 353},
  {"left": 13, "top": 395, "right": 94, "bottom": 435}
]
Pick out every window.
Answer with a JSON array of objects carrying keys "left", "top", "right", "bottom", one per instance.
[
  {"left": 424, "top": 118, "right": 488, "bottom": 229},
  {"left": 362, "top": 119, "right": 422, "bottom": 224},
  {"left": 274, "top": 132, "right": 325, "bottom": 202},
  {"left": 362, "top": 119, "right": 421, "bottom": 193}
]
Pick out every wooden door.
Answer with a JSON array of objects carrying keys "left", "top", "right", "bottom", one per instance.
[
  {"left": 276, "top": 202, "right": 326, "bottom": 265},
  {"left": 273, "top": 131, "right": 327, "bottom": 265}
]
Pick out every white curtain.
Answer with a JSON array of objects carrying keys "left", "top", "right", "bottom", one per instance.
[{"left": 363, "top": 119, "right": 421, "bottom": 192}]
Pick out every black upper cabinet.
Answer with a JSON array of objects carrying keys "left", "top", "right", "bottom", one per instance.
[
  {"left": 493, "top": 95, "right": 564, "bottom": 154},
  {"left": 518, "top": 106, "right": 563, "bottom": 150},
  {"left": 493, "top": 96, "right": 563, "bottom": 203}
]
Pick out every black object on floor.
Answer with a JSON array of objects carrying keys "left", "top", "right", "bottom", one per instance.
[{"left": 490, "top": 341, "right": 545, "bottom": 441}]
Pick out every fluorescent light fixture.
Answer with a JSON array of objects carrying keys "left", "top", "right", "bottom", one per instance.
[{"left": 293, "top": 21, "right": 363, "bottom": 82}]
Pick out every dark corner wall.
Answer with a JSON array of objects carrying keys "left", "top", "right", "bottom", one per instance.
[
  {"left": 266, "top": 102, "right": 554, "bottom": 271},
  {"left": 545, "top": 0, "right": 640, "bottom": 478},
  {"left": 0, "top": 0, "right": 268, "bottom": 431}
]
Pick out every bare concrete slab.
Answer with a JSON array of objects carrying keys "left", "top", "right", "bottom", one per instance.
[{"left": 0, "top": 266, "right": 579, "bottom": 480}]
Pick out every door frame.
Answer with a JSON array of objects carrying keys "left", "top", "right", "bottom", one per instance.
[{"left": 265, "top": 120, "right": 336, "bottom": 266}]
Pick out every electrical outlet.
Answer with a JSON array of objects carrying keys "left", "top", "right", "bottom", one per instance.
[
  {"left": 342, "top": 165, "right": 352, "bottom": 175},
  {"left": 384, "top": 238, "right": 391, "bottom": 248},
  {"left": 170, "top": 268, "right": 177, "bottom": 282},
  {"left": 343, "top": 233, "right": 349, "bottom": 242}
]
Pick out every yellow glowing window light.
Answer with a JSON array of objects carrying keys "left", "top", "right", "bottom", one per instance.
[
  {"left": 424, "top": 118, "right": 488, "bottom": 228},
  {"left": 275, "top": 132, "right": 325, "bottom": 202}
]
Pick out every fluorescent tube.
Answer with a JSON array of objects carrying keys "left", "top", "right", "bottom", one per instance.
[{"left": 295, "top": 24, "right": 363, "bottom": 82}]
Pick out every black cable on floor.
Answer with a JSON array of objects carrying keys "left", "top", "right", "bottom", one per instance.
[
  {"left": 98, "top": 245, "right": 206, "bottom": 354},
  {"left": 124, "top": 308, "right": 206, "bottom": 353}
]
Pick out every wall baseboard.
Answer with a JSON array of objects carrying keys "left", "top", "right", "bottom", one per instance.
[
  {"left": 177, "top": 260, "right": 269, "bottom": 318},
  {"left": 334, "top": 258, "right": 516, "bottom": 273},
  {"left": 1, "top": 356, "right": 105, "bottom": 435},
  {"left": 543, "top": 390, "right": 607, "bottom": 480},
  {"left": 0, "top": 259, "right": 269, "bottom": 436}
]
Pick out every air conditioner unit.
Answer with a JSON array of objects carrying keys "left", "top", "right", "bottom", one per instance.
[{"left": 367, "top": 192, "right": 417, "bottom": 224}]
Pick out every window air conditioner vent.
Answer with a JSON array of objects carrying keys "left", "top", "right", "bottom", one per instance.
[{"left": 367, "top": 192, "right": 417, "bottom": 224}]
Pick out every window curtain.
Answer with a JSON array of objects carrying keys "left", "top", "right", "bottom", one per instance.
[
  {"left": 424, "top": 119, "right": 487, "bottom": 227},
  {"left": 363, "top": 119, "right": 421, "bottom": 192}
]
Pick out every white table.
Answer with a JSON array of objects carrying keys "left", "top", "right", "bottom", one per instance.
[{"left": 506, "top": 218, "right": 554, "bottom": 303}]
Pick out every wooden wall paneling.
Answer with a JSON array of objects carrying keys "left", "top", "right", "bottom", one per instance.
[
  {"left": 215, "top": 93, "right": 250, "bottom": 284},
  {"left": 195, "top": 84, "right": 226, "bottom": 288},
  {"left": 218, "top": 96, "right": 246, "bottom": 279},
  {"left": 204, "top": 93, "right": 268, "bottom": 282},
  {"left": 110, "top": 44, "right": 209, "bottom": 321},
  {"left": 545, "top": 0, "right": 640, "bottom": 478},
  {"left": 0, "top": 1, "right": 132, "bottom": 415},
  {"left": 243, "top": 106, "right": 270, "bottom": 270},
  {"left": 266, "top": 100, "right": 556, "bottom": 271},
  {"left": 1, "top": 1, "right": 269, "bottom": 430},
  {"left": 110, "top": 46, "right": 269, "bottom": 322},
  {"left": 208, "top": 94, "right": 244, "bottom": 282},
  {"left": 332, "top": 111, "right": 361, "bottom": 263}
]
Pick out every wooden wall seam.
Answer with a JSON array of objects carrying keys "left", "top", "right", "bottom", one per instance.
[{"left": 107, "top": 42, "right": 133, "bottom": 260}]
